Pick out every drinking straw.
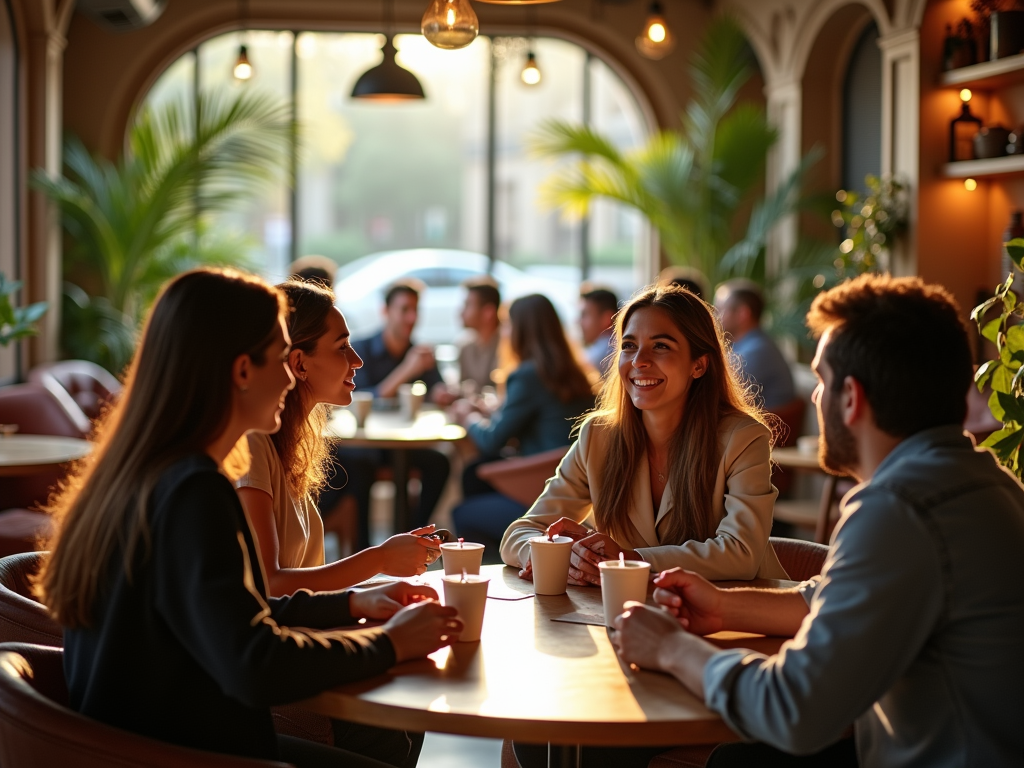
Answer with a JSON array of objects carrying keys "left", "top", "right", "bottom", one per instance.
[
  {"left": 461, "top": 568, "right": 467, "bottom": 583},
  {"left": 458, "top": 537, "right": 464, "bottom": 548},
  {"left": 619, "top": 552, "right": 625, "bottom": 566}
]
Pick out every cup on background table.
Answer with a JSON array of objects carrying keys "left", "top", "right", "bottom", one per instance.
[
  {"left": 529, "top": 535, "right": 573, "bottom": 595},
  {"left": 442, "top": 573, "right": 490, "bottom": 642},
  {"left": 399, "top": 381, "right": 427, "bottom": 421},
  {"left": 350, "top": 391, "right": 374, "bottom": 429},
  {"left": 440, "top": 541, "right": 485, "bottom": 575},
  {"left": 598, "top": 559, "right": 651, "bottom": 627},
  {"left": 797, "top": 435, "right": 820, "bottom": 456}
]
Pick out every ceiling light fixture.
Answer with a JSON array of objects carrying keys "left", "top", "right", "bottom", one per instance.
[
  {"left": 636, "top": 1, "right": 675, "bottom": 60},
  {"left": 232, "top": 0, "right": 253, "bottom": 81},
  {"left": 521, "top": 50, "right": 541, "bottom": 85},
  {"left": 422, "top": 0, "right": 479, "bottom": 49},
  {"left": 352, "top": 0, "right": 426, "bottom": 101}
]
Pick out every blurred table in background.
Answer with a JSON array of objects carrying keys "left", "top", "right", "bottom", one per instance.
[
  {"left": 326, "top": 408, "right": 465, "bottom": 532},
  {"left": 0, "top": 435, "right": 91, "bottom": 478}
]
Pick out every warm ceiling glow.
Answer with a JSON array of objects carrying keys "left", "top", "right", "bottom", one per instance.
[
  {"left": 960, "top": 88, "right": 972, "bottom": 102},
  {"left": 648, "top": 22, "right": 666, "bottom": 43},
  {"left": 965, "top": 178, "right": 978, "bottom": 191}
]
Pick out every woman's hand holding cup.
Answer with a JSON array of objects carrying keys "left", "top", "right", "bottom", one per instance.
[
  {"left": 383, "top": 600, "right": 462, "bottom": 663},
  {"left": 349, "top": 581, "right": 438, "bottom": 621},
  {"left": 569, "top": 532, "right": 636, "bottom": 587}
]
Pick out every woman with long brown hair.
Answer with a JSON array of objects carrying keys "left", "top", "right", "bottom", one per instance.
[
  {"left": 38, "top": 268, "right": 460, "bottom": 768},
  {"left": 499, "top": 284, "right": 787, "bottom": 585},
  {"left": 450, "top": 293, "right": 596, "bottom": 553},
  {"left": 237, "top": 279, "right": 439, "bottom": 598}
]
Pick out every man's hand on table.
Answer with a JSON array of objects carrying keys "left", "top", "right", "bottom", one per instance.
[
  {"left": 612, "top": 601, "right": 717, "bottom": 698},
  {"left": 652, "top": 568, "right": 725, "bottom": 635}
]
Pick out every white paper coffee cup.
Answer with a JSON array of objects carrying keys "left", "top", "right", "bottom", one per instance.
[
  {"left": 598, "top": 559, "right": 651, "bottom": 627},
  {"left": 440, "top": 542, "right": 485, "bottom": 575},
  {"left": 442, "top": 574, "right": 490, "bottom": 642},
  {"left": 529, "top": 535, "right": 573, "bottom": 595},
  {"left": 399, "top": 382, "right": 427, "bottom": 421},
  {"left": 350, "top": 391, "right": 373, "bottom": 429}
]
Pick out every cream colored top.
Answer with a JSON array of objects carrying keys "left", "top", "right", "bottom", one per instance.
[
  {"left": 499, "top": 412, "right": 787, "bottom": 580},
  {"left": 236, "top": 432, "right": 325, "bottom": 569}
]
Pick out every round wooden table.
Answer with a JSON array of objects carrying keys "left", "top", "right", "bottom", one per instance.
[
  {"left": 300, "top": 565, "right": 793, "bottom": 767},
  {"left": 325, "top": 408, "right": 466, "bottom": 531},
  {"left": 0, "top": 435, "right": 91, "bottom": 477}
]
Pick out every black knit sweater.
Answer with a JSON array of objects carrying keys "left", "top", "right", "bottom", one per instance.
[{"left": 64, "top": 453, "right": 396, "bottom": 760}]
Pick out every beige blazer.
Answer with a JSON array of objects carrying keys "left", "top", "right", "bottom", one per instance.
[{"left": 499, "top": 412, "right": 788, "bottom": 580}]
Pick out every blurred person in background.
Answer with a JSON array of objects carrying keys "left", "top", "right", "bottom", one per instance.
[
  {"left": 320, "top": 281, "right": 451, "bottom": 551},
  {"left": 580, "top": 286, "right": 619, "bottom": 375},
  {"left": 457, "top": 277, "right": 501, "bottom": 391},
  {"left": 659, "top": 266, "right": 710, "bottom": 301},
  {"left": 289, "top": 254, "right": 338, "bottom": 288},
  {"left": 714, "top": 279, "right": 795, "bottom": 410},
  {"left": 449, "top": 294, "right": 596, "bottom": 554}
]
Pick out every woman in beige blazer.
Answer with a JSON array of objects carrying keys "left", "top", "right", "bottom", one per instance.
[{"left": 499, "top": 284, "right": 787, "bottom": 583}]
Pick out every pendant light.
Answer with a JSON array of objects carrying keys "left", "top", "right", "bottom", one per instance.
[
  {"left": 422, "top": 0, "right": 479, "bottom": 50},
  {"left": 352, "top": 0, "right": 426, "bottom": 101},
  {"left": 521, "top": 50, "right": 541, "bottom": 85},
  {"left": 233, "top": 45, "right": 253, "bottom": 80},
  {"left": 636, "top": 1, "right": 675, "bottom": 60},
  {"left": 232, "top": 0, "right": 253, "bottom": 81},
  {"left": 476, "top": 0, "right": 560, "bottom": 4}
]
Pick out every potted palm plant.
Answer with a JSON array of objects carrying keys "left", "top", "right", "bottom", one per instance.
[{"left": 33, "top": 89, "right": 295, "bottom": 373}]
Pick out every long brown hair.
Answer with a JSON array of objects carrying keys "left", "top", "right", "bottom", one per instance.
[
  {"left": 589, "top": 284, "right": 766, "bottom": 545},
  {"left": 271, "top": 279, "right": 336, "bottom": 500},
  {"left": 508, "top": 294, "right": 594, "bottom": 403},
  {"left": 38, "top": 268, "right": 286, "bottom": 628}
]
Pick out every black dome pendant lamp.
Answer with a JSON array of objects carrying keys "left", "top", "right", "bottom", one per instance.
[{"left": 352, "top": 0, "right": 426, "bottom": 101}]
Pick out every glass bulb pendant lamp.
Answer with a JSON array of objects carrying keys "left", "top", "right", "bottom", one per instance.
[
  {"left": 233, "top": 44, "right": 253, "bottom": 80},
  {"left": 352, "top": 37, "right": 426, "bottom": 101},
  {"left": 422, "top": 0, "right": 479, "bottom": 49},
  {"left": 636, "top": 1, "right": 675, "bottom": 60},
  {"left": 475, "top": 0, "right": 561, "bottom": 5},
  {"left": 521, "top": 51, "right": 541, "bottom": 85}
]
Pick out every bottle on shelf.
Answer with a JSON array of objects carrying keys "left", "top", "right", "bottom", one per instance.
[{"left": 950, "top": 100, "right": 983, "bottom": 162}]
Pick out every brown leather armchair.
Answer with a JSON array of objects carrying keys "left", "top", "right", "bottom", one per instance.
[
  {"left": 0, "top": 383, "right": 90, "bottom": 556},
  {"left": 769, "top": 536, "right": 828, "bottom": 582},
  {"left": 0, "top": 553, "right": 61, "bottom": 647},
  {"left": 29, "top": 360, "right": 122, "bottom": 422},
  {"left": 0, "top": 642, "right": 295, "bottom": 768}
]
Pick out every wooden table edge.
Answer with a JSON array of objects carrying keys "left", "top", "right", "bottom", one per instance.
[{"left": 295, "top": 692, "right": 741, "bottom": 747}]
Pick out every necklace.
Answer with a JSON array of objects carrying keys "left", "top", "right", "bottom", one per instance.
[{"left": 649, "top": 450, "right": 667, "bottom": 484}]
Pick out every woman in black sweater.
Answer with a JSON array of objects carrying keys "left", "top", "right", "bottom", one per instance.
[{"left": 36, "top": 268, "right": 461, "bottom": 768}]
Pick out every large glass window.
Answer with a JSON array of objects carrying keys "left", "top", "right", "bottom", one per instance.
[{"left": 140, "top": 29, "right": 653, "bottom": 339}]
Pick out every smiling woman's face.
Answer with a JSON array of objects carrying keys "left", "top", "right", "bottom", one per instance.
[{"left": 618, "top": 307, "right": 707, "bottom": 417}]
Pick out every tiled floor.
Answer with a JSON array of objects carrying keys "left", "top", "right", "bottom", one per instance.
[{"left": 419, "top": 733, "right": 503, "bottom": 767}]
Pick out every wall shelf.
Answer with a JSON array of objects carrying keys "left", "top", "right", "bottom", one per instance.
[
  {"left": 943, "top": 155, "right": 1024, "bottom": 178},
  {"left": 941, "top": 54, "right": 1024, "bottom": 90}
]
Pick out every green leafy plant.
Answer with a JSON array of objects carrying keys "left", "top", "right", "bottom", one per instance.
[
  {"left": 972, "top": 238, "right": 1024, "bottom": 477},
  {"left": 32, "top": 89, "right": 295, "bottom": 373},
  {"left": 0, "top": 273, "right": 48, "bottom": 347},
  {"left": 831, "top": 175, "right": 908, "bottom": 276},
  {"left": 531, "top": 16, "right": 821, "bottom": 285}
]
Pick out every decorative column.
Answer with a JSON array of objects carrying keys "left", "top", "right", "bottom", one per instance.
[
  {"left": 764, "top": 77, "right": 803, "bottom": 282},
  {"left": 878, "top": 27, "right": 920, "bottom": 277},
  {"left": 25, "top": 23, "right": 66, "bottom": 366}
]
